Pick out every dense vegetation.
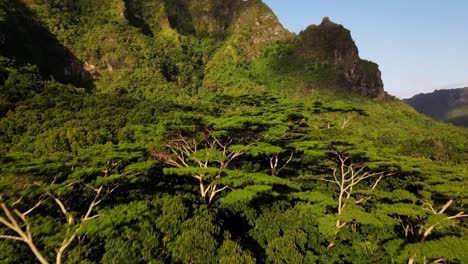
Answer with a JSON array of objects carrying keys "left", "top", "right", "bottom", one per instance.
[{"left": 0, "top": 0, "right": 467, "bottom": 263}]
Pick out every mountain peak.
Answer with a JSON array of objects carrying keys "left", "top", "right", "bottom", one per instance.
[
  {"left": 230, "top": 0, "right": 294, "bottom": 57},
  {"left": 321, "top": 16, "right": 332, "bottom": 25},
  {"left": 298, "top": 18, "right": 385, "bottom": 98}
]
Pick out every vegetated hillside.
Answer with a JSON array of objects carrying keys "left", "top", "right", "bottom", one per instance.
[
  {"left": 405, "top": 87, "right": 468, "bottom": 127},
  {"left": 0, "top": 0, "right": 467, "bottom": 263}
]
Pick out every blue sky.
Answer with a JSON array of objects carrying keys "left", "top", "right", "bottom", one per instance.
[{"left": 263, "top": 0, "right": 468, "bottom": 98}]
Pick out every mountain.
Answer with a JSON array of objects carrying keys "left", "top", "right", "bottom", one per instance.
[
  {"left": 298, "top": 17, "right": 385, "bottom": 98},
  {"left": 405, "top": 87, "right": 468, "bottom": 127},
  {"left": 1, "top": 0, "right": 384, "bottom": 99},
  {"left": 0, "top": 1, "right": 467, "bottom": 263}
]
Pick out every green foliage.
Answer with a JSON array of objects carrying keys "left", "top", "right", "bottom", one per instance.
[
  {"left": 203, "top": 43, "right": 264, "bottom": 94},
  {"left": 219, "top": 185, "right": 272, "bottom": 205},
  {"left": 0, "top": 1, "right": 467, "bottom": 263},
  {"left": 0, "top": 56, "right": 43, "bottom": 112},
  {"left": 401, "top": 236, "right": 468, "bottom": 263},
  {"left": 253, "top": 41, "right": 337, "bottom": 92},
  {"left": 218, "top": 240, "right": 255, "bottom": 264},
  {"left": 170, "top": 210, "right": 220, "bottom": 264}
]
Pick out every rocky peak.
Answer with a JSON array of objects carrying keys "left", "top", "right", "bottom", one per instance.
[
  {"left": 183, "top": 0, "right": 246, "bottom": 37},
  {"left": 230, "top": 0, "right": 294, "bottom": 57},
  {"left": 298, "top": 17, "right": 385, "bottom": 98},
  {"left": 163, "top": 0, "right": 293, "bottom": 49}
]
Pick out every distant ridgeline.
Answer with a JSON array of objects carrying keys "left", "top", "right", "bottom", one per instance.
[
  {"left": 0, "top": 0, "right": 386, "bottom": 99},
  {"left": 405, "top": 87, "right": 468, "bottom": 127}
]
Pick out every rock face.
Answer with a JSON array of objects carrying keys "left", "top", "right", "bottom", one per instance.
[
  {"left": 184, "top": 0, "right": 244, "bottom": 37},
  {"left": 124, "top": 0, "right": 292, "bottom": 49},
  {"left": 230, "top": 0, "right": 294, "bottom": 57},
  {"left": 298, "top": 17, "right": 385, "bottom": 98},
  {"left": 405, "top": 87, "right": 468, "bottom": 127},
  {"left": 123, "top": 0, "right": 246, "bottom": 37}
]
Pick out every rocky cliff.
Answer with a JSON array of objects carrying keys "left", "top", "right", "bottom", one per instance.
[{"left": 297, "top": 17, "right": 385, "bottom": 98}]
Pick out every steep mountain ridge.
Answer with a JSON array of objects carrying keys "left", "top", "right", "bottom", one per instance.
[
  {"left": 405, "top": 87, "right": 468, "bottom": 127},
  {"left": 2, "top": 0, "right": 385, "bottom": 98}
]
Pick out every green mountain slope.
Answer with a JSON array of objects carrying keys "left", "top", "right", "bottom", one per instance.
[
  {"left": 0, "top": 0, "right": 92, "bottom": 87},
  {"left": 405, "top": 87, "right": 468, "bottom": 127},
  {"left": 0, "top": 0, "right": 467, "bottom": 263},
  {"left": 2, "top": 0, "right": 383, "bottom": 99}
]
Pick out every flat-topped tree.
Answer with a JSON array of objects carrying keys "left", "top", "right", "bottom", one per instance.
[
  {"left": 0, "top": 143, "right": 147, "bottom": 263},
  {"left": 0, "top": 160, "right": 140, "bottom": 264},
  {"left": 152, "top": 131, "right": 243, "bottom": 204},
  {"left": 396, "top": 161, "right": 468, "bottom": 264},
  {"left": 317, "top": 151, "right": 390, "bottom": 248},
  {"left": 293, "top": 139, "right": 419, "bottom": 254},
  {"left": 234, "top": 142, "right": 294, "bottom": 177}
]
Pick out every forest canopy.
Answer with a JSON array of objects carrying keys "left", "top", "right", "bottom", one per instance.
[{"left": 0, "top": 0, "right": 467, "bottom": 263}]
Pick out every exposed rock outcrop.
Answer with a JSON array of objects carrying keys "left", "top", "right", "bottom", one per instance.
[{"left": 298, "top": 17, "right": 385, "bottom": 98}]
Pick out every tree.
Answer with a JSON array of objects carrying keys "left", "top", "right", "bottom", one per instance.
[
  {"left": 151, "top": 132, "right": 243, "bottom": 204},
  {"left": 0, "top": 160, "right": 139, "bottom": 264},
  {"left": 313, "top": 150, "right": 392, "bottom": 248},
  {"left": 405, "top": 199, "right": 468, "bottom": 264},
  {"left": 236, "top": 142, "right": 294, "bottom": 177}
]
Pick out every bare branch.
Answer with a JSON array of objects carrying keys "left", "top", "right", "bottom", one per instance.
[
  {"left": 0, "top": 234, "right": 24, "bottom": 241},
  {"left": 13, "top": 209, "right": 26, "bottom": 222},
  {"left": 24, "top": 196, "right": 48, "bottom": 216},
  {"left": 0, "top": 216, "right": 19, "bottom": 232},
  {"left": 0, "top": 203, "right": 20, "bottom": 230},
  {"left": 277, "top": 152, "right": 294, "bottom": 174},
  {"left": 208, "top": 185, "right": 231, "bottom": 204},
  {"left": 355, "top": 196, "right": 371, "bottom": 205},
  {"left": 447, "top": 212, "right": 468, "bottom": 220},
  {"left": 332, "top": 169, "right": 340, "bottom": 187},
  {"left": 430, "top": 259, "right": 447, "bottom": 264},
  {"left": 212, "top": 185, "right": 230, "bottom": 195},
  {"left": 83, "top": 186, "right": 103, "bottom": 221},
  {"left": 47, "top": 193, "right": 73, "bottom": 225},
  {"left": 438, "top": 200, "right": 453, "bottom": 214},
  {"left": 11, "top": 197, "right": 22, "bottom": 207},
  {"left": 83, "top": 214, "right": 100, "bottom": 221},
  {"left": 422, "top": 202, "right": 438, "bottom": 214}
]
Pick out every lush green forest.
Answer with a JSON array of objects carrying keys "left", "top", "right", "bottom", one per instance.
[{"left": 0, "top": 0, "right": 467, "bottom": 263}]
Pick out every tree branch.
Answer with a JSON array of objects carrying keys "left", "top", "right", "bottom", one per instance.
[
  {"left": 0, "top": 234, "right": 24, "bottom": 241},
  {"left": 447, "top": 212, "right": 468, "bottom": 219},
  {"left": 83, "top": 186, "right": 103, "bottom": 221},
  {"left": 47, "top": 193, "right": 74, "bottom": 225}
]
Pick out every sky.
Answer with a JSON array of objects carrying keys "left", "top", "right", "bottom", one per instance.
[{"left": 263, "top": 0, "right": 468, "bottom": 98}]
